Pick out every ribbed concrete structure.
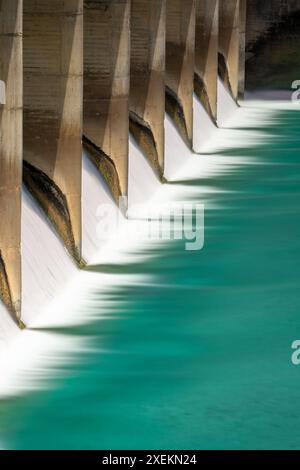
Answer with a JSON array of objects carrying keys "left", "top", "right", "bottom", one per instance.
[
  {"left": 83, "top": 0, "right": 130, "bottom": 203},
  {"left": 0, "top": 1, "right": 22, "bottom": 326},
  {"left": 23, "top": 0, "right": 83, "bottom": 265},
  {"left": 130, "top": 0, "right": 166, "bottom": 180},
  {"left": 0, "top": 0, "right": 248, "bottom": 325},
  {"left": 195, "top": 0, "right": 218, "bottom": 122},
  {"left": 166, "top": 0, "right": 196, "bottom": 147}
]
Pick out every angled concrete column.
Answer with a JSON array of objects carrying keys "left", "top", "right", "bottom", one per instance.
[
  {"left": 23, "top": 0, "right": 83, "bottom": 265},
  {"left": 194, "top": 0, "right": 218, "bottom": 122},
  {"left": 130, "top": 0, "right": 166, "bottom": 180},
  {"left": 83, "top": 0, "right": 130, "bottom": 204},
  {"left": 219, "top": 0, "right": 240, "bottom": 101},
  {"left": 166, "top": 0, "right": 196, "bottom": 147},
  {"left": 238, "top": 0, "right": 247, "bottom": 99},
  {"left": 0, "top": 1, "right": 23, "bottom": 326}
]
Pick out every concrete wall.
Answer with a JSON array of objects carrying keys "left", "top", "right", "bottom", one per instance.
[
  {"left": 195, "top": 0, "right": 218, "bottom": 122},
  {"left": 0, "top": 1, "right": 23, "bottom": 326},
  {"left": 246, "top": 0, "right": 300, "bottom": 91},
  {"left": 23, "top": 0, "right": 83, "bottom": 265},
  {"left": 83, "top": 0, "right": 130, "bottom": 203},
  {"left": 219, "top": 0, "right": 240, "bottom": 100},
  {"left": 130, "top": 0, "right": 166, "bottom": 180},
  {"left": 166, "top": 0, "right": 196, "bottom": 147}
]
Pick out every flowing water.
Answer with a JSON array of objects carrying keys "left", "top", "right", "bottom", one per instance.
[{"left": 0, "top": 97, "right": 300, "bottom": 450}]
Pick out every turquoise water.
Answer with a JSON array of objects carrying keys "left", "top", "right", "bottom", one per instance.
[{"left": 1, "top": 105, "right": 300, "bottom": 449}]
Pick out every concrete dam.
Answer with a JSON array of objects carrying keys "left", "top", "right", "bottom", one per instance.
[
  {"left": 1, "top": 0, "right": 300, "bottom": 452},
  {"left": 0, "top": 0, "right": 294, "bottom": 334}
]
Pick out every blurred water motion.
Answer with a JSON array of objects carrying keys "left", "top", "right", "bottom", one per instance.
[{"left": 1, "top": 101, "right": 300, "bottom": 449}]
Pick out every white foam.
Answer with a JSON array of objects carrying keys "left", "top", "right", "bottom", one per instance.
[{"left": 245, "top": 90, "right": 293, "bottom": 101}]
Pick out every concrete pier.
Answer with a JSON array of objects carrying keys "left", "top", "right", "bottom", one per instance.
[
  {"left": 219, "top": 0, "right": 240, "bottom": 101},
  {"left": 130, "top": 0, "right": 166, "bottom": 180},
  {"left": 0, "top": 0, "right": 250, "bottom": 324},
  {"left": 0, "top": 1, "right": 23, "bottom": 325},
  {"left": 23, "top": 0, "right": 83, "bottom": 265},
  {"left": 194, "top": 0, "right": 218, "bottom": 122},
  {"left": 83, "top": 0, "right": 130, "bottom": 203},
  {"left": 166, "top": 0, "right": 196, "bottom": 147}
]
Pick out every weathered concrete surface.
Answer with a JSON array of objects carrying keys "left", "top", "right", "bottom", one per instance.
[
  {"left": 219, "top": 0, "right": 240, "bottom": 100},
  {"left": 238, "top": 0, "right": 246, "bottom": 99},
  {"left": 23, "top": 0, "right": 83, "bottom": 265},
  {"left": 246, "top": 1, "right": 300, "bottom": 48},
  {"left": 0, "top": 1, "right": 23, "bottom": 325},
  {"left": 83, "top": 0, "right": 130, "bottom": 203},
  {"left": 130, "top": 0, "right": 166, "bottom": 180},
  {"left": 194, "top": 0, "right": 218, "bottom": 122},
  {"left": 246, "top": 0, "right": 300, "bottom": 91},
  {"left": 166, "top": 0, "right": 196, "bottom": 147}
]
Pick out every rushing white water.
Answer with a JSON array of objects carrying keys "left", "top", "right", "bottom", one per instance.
[
  {"left": 193, "top": 93, "right": 217, "bottom": 153},
  {"left": 128, "top": 135, "right": 161, "bottom": 208},
  {"left": 0, "top": 306, "right": 17, "bottom": 358},
  {"left": 0, "top": 189, "right": 78, "bottom": 358},
  {"left": 0, "top": 79, "right": 282, "bottom": 399}
]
